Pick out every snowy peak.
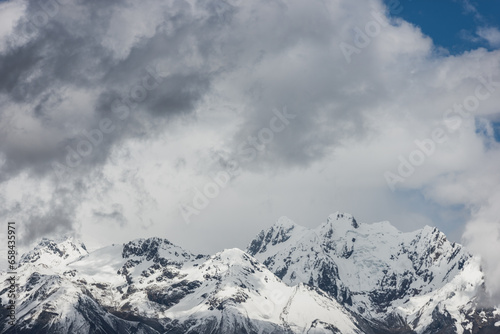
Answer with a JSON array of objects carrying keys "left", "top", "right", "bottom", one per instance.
[
  {"left": 247, "top": 216, "right": 307, "bottom": 256},
  {"left": 274, "top": 215, "right": 298, "bottom": 229},
  {"left": 326, "top": 211, "right": 359, "bottom": 228},
  {"left": 122, "top": 237, "right": 173, "bottom": 259},
  {"left": 245, "top": 212, "right": 491, "bottom": 333},
  {"left": 315, "top": 212, "right": 361, "bottom": 250},
  {"left": 402, "top": 225, "right": 471, "bottom": 285},
  {"left": 20, "top": 236, "right": 88, "bottom": 267},
  {"left": 247, "top": 212, "right": 361, "bottom": 259},
  {"left": 203, "top": 247, "right": 260, "bottom": 274},
  {"left": 122, "top": 237, "right": 199, "bottom": 264},
  {"left": 115, "top": 237, "right": 204, "bottom": 285},
  {"left": 211, "top": 247, "right": 256, "bottom": 264},
  {"left": 201, "top": 248, "right": 267, "bottom": 280}
]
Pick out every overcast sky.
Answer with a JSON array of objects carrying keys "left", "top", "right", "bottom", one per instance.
[{"left": 0, "top": 0, "right": 500, "bottom": 297}]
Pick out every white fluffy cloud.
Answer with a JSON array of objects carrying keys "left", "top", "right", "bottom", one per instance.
[{"left": 477, "top": 26, "right": 500, "bottom": 48}]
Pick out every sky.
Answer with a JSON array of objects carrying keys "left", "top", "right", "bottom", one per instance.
[
  {"left": 384, "top": 0, "right": 500, "bottom": 53},
  {"left": 0, "top": 0, "right": 499, "bottom": 298}
]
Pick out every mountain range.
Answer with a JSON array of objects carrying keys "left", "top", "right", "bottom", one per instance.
[{"left": 1, "top": 212, "right": 499, "bottom": 333}]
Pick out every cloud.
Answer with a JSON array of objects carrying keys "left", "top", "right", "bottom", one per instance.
[
  {"left": 0, "top": 0, "right": 499, "bottom": 300},
  {"left": 476, "top": 26, "right": 500, "bottom": 48},
  {"left": 93, "top": 203, "right": 126, "bottom": 227},
  {"left": 462, "top": 189, "right": 500, "bottom": 302},
  {"left": 459, "top": 0, "right": 483, "bottom": 21},
  {"left": 0, "top": 0, "right": 232, "bottom": 183},
  {"left": 0, "top": 0, "right": 240, "bottom": 244}
]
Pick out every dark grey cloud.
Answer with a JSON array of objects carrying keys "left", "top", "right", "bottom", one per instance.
[
  {"left": 93, "top": 203, "right": 126, "bottom": 227},
  {"left": 0, "top": 0, "right": 229, "bottom": 186},
  {"left": 0, "top": 0, "right": 397, "bottom": 244},
  {"left": 1, "top": 0, "right": 388, "bottom": 185}
]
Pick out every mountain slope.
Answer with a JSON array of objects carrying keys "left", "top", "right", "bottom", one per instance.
[
  {"left": 1, "top": 212, "right": 499, "bottom": 334},
  {"left": 247, "top": 212, "right": 500, "bottom": 334},
  {"left": 1, "top": 235, "right": 367, "bottom": 333}
]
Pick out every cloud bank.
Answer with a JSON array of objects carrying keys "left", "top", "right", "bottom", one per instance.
[{"left": 0, "top": 0, "right": 499, "bottom": 301}]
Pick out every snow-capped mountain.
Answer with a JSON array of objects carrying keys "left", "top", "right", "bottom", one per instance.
[
  {"left": 247, "top": 212, "right": 500, "bottom": 333},
  {"left": 1, "top": 212, "right": 499, "bottom": 333}
]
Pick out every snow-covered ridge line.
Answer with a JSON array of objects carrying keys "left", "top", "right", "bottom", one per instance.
[{"left": 1, "top": 211, "right": 499, "bottom": 334}]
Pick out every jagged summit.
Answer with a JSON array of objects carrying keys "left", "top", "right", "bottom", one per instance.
[
  {"left": 326, "top": 211, "right": 359, "bottom": 228},
  {"left": 246, "top": 216, "right": 308, "bottom": 256},
  {"left": 214, "top": 247, "right": 251, "bottom": 260},
  {"left": 36, "top": 235, "right": 87, "bottom": 252},
  {"left": 248, "top": 212, "right": 369, "bottom": 258},
  {"left": 317, "top": 212, "right": 360, "bottom": 239},
  {"left": 272, "top": 215, "right": 298, "bottom": 228},
  {"left": 20, "top": 235, "right": 88, "bottom": 268}
]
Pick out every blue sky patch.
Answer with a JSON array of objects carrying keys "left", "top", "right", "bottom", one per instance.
[{"left": 384, "top": 0, "right": 500, "bottom": 54}]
